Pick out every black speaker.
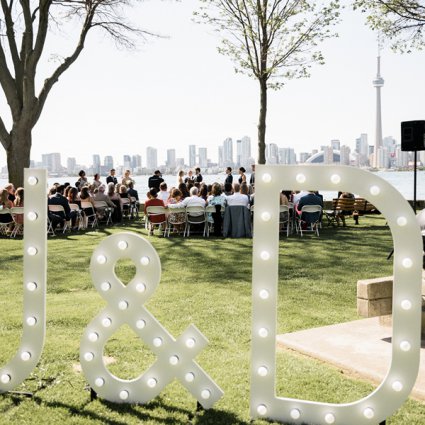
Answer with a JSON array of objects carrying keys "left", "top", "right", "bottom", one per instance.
[{"left": 401, "top": 120, "right": 425, "bottom": 151}]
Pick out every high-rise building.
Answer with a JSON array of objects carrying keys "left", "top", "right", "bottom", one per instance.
[
  {"left": 278, "top": 148, "right": 296, "bottom": 165},
  {"left": 373, "top": 53, "right": 384, "bottom": 168},
  {"left": 146, "top": 147, "right": 158, "bottom": 170},
  {"left": 67, "top": 157, "right": 77, "bottom": 175},
  {"left": 218, "top": 146, "right": 224, "bottom": 168},
  {"left": 42, "top": 153, "right": 62, "bottom": 173},
  {"left": 355, "top": 133, "right": 369, "bottom": 166},
  {"left": 223, "top": 138, "right": 233, "bottom": 167},
  {"left": 236, "top": 139, "right": 242, "bottom": 167},
  {"left": 331, "top": 139, "right": 340, "bottom": 151},
  {"left": 376, "top": 147, "right": 390, "bottom": 169},
  {"left": 92, "top": 154, "right": 101, "bottom": 174},
  {"left": 322, "top": 147, "right": 333, "bottom": 164},
  {"left": 166, "top": 149, "right": 176, "bottom": 169},
  {"left": 299, "top": 152, "right": 310, "bottom": 163},
  {"left": 198, "top": 147, "right": 208, "bottom": 168},
  {"left": 266, "top": 143, "right": 279, "bottom": 164},
  {"left": 132, "top": 155, "right": 142, "bottom": 170},
  {"left": 176, "top": 158, "right": 184, "bottom": 168},
  {"left": 189, "top": 145, "right": 196, "bottom": 167},
  {"left": 395, "top": 147, "right": 409, "bottom": 168},
  {"left": 123, "top": 155, "right": 131, "bottom": 170},
  {"left": 340, "top": 145, "right": 351, "bottom": 165},
  {"left": 104, "top": 156, "right": 114, "bottom": 169}
]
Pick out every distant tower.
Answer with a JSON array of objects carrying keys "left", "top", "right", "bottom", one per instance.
[{"left": 373, "top": 41, "right": 384, "bottom": 168}]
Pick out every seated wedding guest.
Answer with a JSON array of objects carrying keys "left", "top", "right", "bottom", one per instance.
[
  {"left": 13, "top": 187, "right": 24, "bottom": 225},
  {"left": 240, "top": 182, "right": 252, "bottom": 205},
  {"left": 166, "top": 188, "right": 186, "bottom": 232},
  {"left": 170, "top": 187, "right": 205, "bottom": 227},
  {"left": 67, "top": 187, "right": 80, "bottom": 207},
  {"left": 0, "top": 188, "right": 14, "bottom": 231},
  {"left": 178, "top": 182, "right": 190, "bottom": 199},
  {"left": 199, "top": 183, "right": 208, "bottom": 201},
  {"left": 92, "top": 173, "right": 102, "bottom": 189},
  {"left": 4, "top": 183, "right": 15, "bottom": 203},
  {"left": 127, "top": 181, "right": 139, "bottom": 201},
  {"left": 119, "top": 184, "right": 131, "bottom": 216},
  {"left": 48, "top": 185, "right": 77, "bottom": 228},
  {"left": 107, "top": 182, "right": 122, "bottom": 223},
  {"left": 78, "top": 186, "right": 93, "bottom": 203},
  {"left": 206, "top": 183, "right": 227, "bottom": 230},
  {"left": 144, "top": 188, "right": 166, "bottom": 235},
  {"left": 280, "top": 190, "right": 289, "bottom": 205},
  {"left": 226, "top": 183, "right": 250, "bottom": 208},
  {"left": 106, "top": 169, "right": 118, "bottom": 185},
  {"left": 297, "top": 190, "right": 323, "bottom": 223},
  {"left": 158, "top": 182, "right": 169, "bottom": 202},
  {"left": 224, "top": 182, "right": 233, "bottom": 196},
  {"left": 93, "top": 185, "right": 116, "bottom": 208}
]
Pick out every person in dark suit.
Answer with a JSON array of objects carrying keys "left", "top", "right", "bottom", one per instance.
[
  {"left": 106, "top": 169, "right": 117, "bottom": 185},
  {"left": 48, "top": 185, "right": 77, "bottom": 227},
  {"left": 195, "top": 167, "right": 203, "bottom": 183},
  {"left": 148, "top": 170, "right": 164, "bottom": 191},
  {"left": 225, "top": 167, "right": 233, "bottom": 186},
  {"left": 297, "top": 191, "right": 323, "bottom": 223}
]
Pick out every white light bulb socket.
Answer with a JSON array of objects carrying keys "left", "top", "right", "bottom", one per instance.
[
  {"left": 369, "top": 185, "right": 380, "bottom": 196},
  {"left": 325, "top": 413, "right": 336, "bottom": 424},
  {"left": 88, "top": 332, "right": 99, "bottom": 342},
  {"left": 27, "top": 247, "right": 37, "bottom": 256},
  {"left": 201, "top": 389, "right": 211, "bottom": 400},
  {"left": 258, "top": 328, "right": 268, "bottom": 338},
  {"left": 96, "top": 255, "right": 107, "bottom": 264},
  {"left": 153, "top": 337, "right": 163, "bottom": 347},
  {"left": 257, "top": 404, "right": 267, "bottom": 416},
  {"left": 261, "top": 212, "right": 271, "bottom": 222},
  {"left": 27, "top": 176, "right": 38, "bottom": 186},
  {"left": 26, "top": 317, "right": 37, "bottom": 326},
  {"left": 402, "top": 258, "right": 413, "bottom": 268},
  {"left": 363, "top": 407, "right": 374, "bottom": 419},
  {"left": 147, "top": 378, "right": 157, "bottom": 388},
  {"left": 84, "top": 352, "right": 94, "bottom": 362},
  {"left": 260, "top": 251, "right": 270, "bottom": 261},
  {"left": 136, "top": 319, "right": 146, "bottom": 329},
  {"left": 185, "top": 372, "right": 195, "bottom": 383},
  {"left": 401, "top": 299, "right": 412, "bottom": 310},
  {"left": 397, "top": 216, "right": 407, "bottom": 227},
  {"left": 136, "top": 283, "right": 146, "bottom": 293},
  {"left": 290, "top": 408, "right": 301, "bottom": 419},
  {"left": 392, "top": 381, "right": 403, "bottom": 392},
  {"left": 400, "top": 340, "right": 411, "bottom": 352},
  {"left": 169, "top": 355, "right": 179, "bottom": 365},
  {"left": 296, "top": 173, "right": 306, "bottom": 183},
  {"left": 119, "top": 390, "right": 129, "bottom": 400},
  {"left": 140, "top": 256, "right": 150, "bottom": 266},
  {"left": 0, "top": 374, "right": 11, "bottom": 384},
  {"left": 330, "top": 174, "right": 341, "bottom": 184},
  {"left": 100, "top": 282, "right": 111, "bottom": 291},
  {"left": 117, "top": 240, "right": 128, "bottom": 250},
  {"left": 259, "top": 289, "right": 269, "bottom": 300},
  {"left": 26, "top": 282, "right": 37, "bottom": 291},
  {"left": 102, "top": 318, "right": 112, "bottom": 328},
  {"left": 257, "top": 366, "right": 268, "bottom": 377},
  {"left": 20, "top": 351, "right": 31, "bottom": 361},
  {"left": 95, "top": 378, "right": 105, "bottom": 387},
  {"left": 27, "top": 211, "right": 38, "bottom": 221},
  {"left": 186, "top": 338, "right": 196, "bottom": 348},
  {"left": 262, "top": 173, "right": 272, "bottom": 183},
  {"left": 118, "top": 300, "right": 129, "bottom": 310}
]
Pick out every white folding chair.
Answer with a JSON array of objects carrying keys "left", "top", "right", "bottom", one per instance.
[
  {"left": 0, "top": 208, "right": 14, "bottom": 235},
  {"left": 185, "top": 206, "right": 207, "bottom": 237},
  {"left": 48, "top": 204, "right": 71, "bottom": 233},
  {"left": 93, "top": 201, "right": 113, "bottom": 226},
  {"left": 146, "top": 206, "right": 168, "bottom": 236},
  {"left": 205, "top": 205, "right": 225, "bottom": 237},
  {"left": 80, "top": 201, "right": 98, "bottom": 229},
  {"left": 121, "top": 198, "right": 131, "bottom": 219},
  {"left": 129, "top": 197, "right": 139, "bottom": 218},
  {"left": 69, "top": 203, "right": 83, "bottom": 231},
  {"left": 165, "top": 207, "right": 186, "bottom": 237},
  {"left": 296, "top": 205, "right": 322, "bottom": 236},
  {"left": 10, "top": 207, "right": 24, "bottom": 237},
  {"left": 279, "top": 205, "right": 291, "bottom": 237}
]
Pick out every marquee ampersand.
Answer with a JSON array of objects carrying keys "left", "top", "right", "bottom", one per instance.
[{"left": 80, "top": 232, "right": 223, "bottom": 407}]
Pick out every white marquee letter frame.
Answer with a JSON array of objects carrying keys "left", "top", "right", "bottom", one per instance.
[
  {"left": 0, "top": 169, "right": 47, "bottom": 392},
  {"left": 251, "top": 165, "right": 422, "bottom": 425}
]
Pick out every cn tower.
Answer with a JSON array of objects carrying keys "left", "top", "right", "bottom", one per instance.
[{"left": 372, "top": 49, "right": 384, "bottom": 168}]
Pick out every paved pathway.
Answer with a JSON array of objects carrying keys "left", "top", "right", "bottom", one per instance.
[{"left": 277, "top": 317, "right": 425, "bottom": 401}]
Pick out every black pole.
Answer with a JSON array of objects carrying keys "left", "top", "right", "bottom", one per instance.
[{"left": 414, "top": 150, "right": 418, "bottom": 213}]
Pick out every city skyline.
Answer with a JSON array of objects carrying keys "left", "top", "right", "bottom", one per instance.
[{"left": 1, "top": 2, "right": 425, "bottom": 170}]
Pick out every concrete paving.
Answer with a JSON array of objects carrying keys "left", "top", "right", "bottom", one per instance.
[{"left": 277, "top": 317, "right": 425, "bottom": 401}]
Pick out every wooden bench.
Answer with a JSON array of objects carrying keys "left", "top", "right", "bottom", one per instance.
[{"left": 325, "top": 197, "right": 379, "bottom": 226}]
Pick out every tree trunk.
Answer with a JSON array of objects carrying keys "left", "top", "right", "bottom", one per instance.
[
  {"left": 6, "top": 124, "right": 32, "bottom": 188},
  {"left": 257, "top": 78, "right": 267, "bottom": 165}
]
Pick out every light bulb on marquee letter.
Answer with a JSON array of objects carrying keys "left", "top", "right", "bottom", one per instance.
[{"left": 251, "top": 165, "right": 422, "bottom": 425}]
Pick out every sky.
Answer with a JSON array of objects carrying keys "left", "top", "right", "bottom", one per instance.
[{"left": 1, "top": 0, "right": 425, "bottom": 168}]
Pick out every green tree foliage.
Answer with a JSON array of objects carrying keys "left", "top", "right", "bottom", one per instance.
[
  {"left": 0, "top": 0, "right": 153, "bottom": 187},
  {"left": 195, "top": 0, "right": 340, "bottom": 164},
  {"left": 353, "top": 0, "right": 425, "bottom": 52}
]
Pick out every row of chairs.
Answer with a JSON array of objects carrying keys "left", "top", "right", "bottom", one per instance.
[
  {"left": 146, "top": 205, "right": 225, "bottom": 237},
  {"left": 0, "top": 207, "right": 24, "bottom": 237}
]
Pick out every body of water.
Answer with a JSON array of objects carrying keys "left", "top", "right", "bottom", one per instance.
[{"left": 1, "top": 169, "right": 424, "bottom": 202}]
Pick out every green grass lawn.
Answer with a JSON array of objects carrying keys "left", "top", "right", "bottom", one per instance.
[{"left": 0, "top": 216, "right": 424, "bottom": 424}]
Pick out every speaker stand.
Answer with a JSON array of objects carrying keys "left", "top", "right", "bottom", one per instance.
[{"left": 414, "top": 150, "right": 418, "bottom": 213}]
